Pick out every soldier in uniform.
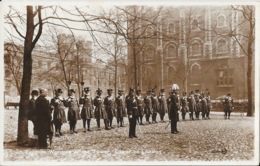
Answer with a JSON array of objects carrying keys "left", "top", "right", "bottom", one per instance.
[
  {"left": 28, "top": 90, "right": 39, "bottom": 139},
  {"left": 94, "top": 88, "right": 110, "bottom": 130},
  {"left": 136, "top": 89, "right": 144, "bottom": 125},
  {"left": 169, "top": 84, "right": 180, "bottom": 134},
  {"left": 35, "top": 88, "right": 52, "bottom": 148},
  {"left": 115, "top": 90, "right": 126, "bottom": 127},
  {"left": 50, "top": 88, "right": 67, "bottom": 137},
  {"left": 67, "top": 89, "right": 81, "bottom": 134},
  {"left": 187, "top": 91, "right": 196, "bottom": 120},
  {"left": 104, "top": 89, "right": 116, "bottom": 129},
  {"left": 158, "top": 89, "right": 167, "bottom": 122},
  {"left": 194, "top": 90, "right": 201, "bottom": 120},
  {"left": 151, "top": 89, "right": 159, "bottom": 123},
  {"left": 206, "top": 92, "right": 211, "bottom": 119},
  {"left": 125, "top": 88, "right": 139, "bottom": 138},
  {"left": 166, "top": 91, "right": 172, "bottom": 121},
  {"left": 224, "top": 93, "right": 234, "bottom": 119},
  {"left": 200, "top": 93, "right": 208, "bottom": 120},
  {"left": 180, "top": 92, "right": 189, "bottom": 121},
  {"left": 80, "top": 87, "right": 94, "bottom": 132},
  {"left": 144, "top": 90, "right": 153, "bottom": 124}
]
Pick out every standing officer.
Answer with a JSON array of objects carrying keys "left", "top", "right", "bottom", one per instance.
[
  {"left": 166, "top": 91, "right": 172, "bottom": 121},
  {"left": 206, "top": 92, "right": 211, "bottom": 119},
  {"left": 115, "top": 90, "right": 126, "bottom": 127},
  {"left": 94, "top": 88, "right": 110, "bottom": 130},
  {"left": 187, "top": 91, "right": 196, "bottom": 120},
  {"left": 151, "top": 89, "right": 159, "bottom": 123},
  {"left": 125, "top": 88, "right": 138, "bottom": 138},
  {"left": 158, "top": 89, "right": 167, "bottom": 123},
  {"left": 28, "top": 90, "right": 39, "bottom": 139},
  {"left": 50, "top": 88, "right": 67, "bottom": 137},
  {"left": 200, "top": 93, "right": 208, "bottom": 120},
  {"left": 169, "top": 84, "right": 180, "bottom": 134},
  {"left": 35, "top": 88, "right": 52, "bottom": 148},
  {"left": 67, "top": 89, "right": 81, "bottom": 134},
  {"left": 144, "top": 90, "right": 153, "bottom": 124},
  {"left": 136, "top": 89, "right": 144, "bottom": 125},
  {"left": 180, "top": 92, "right": 189, "bottom": 121},
  {"left": 80, "top": 87, "right": 94, "bottom": 132},
  {"left": 194, "top": 90, "right": 201, "bottom": 120},
  {"left": 104, "top": 89, "right": 116, "bottom": 129},
  {"left": 224, "top": 93, "right": 234, "bottom": 119}
]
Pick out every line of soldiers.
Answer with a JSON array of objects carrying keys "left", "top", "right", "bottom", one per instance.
[{"left": 28, "top": 85, "right": 233, "bottom": 148}]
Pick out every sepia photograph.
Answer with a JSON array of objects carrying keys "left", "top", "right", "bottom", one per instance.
[{"left": 1, "top": 0, "right": 259, "bottom": 165}]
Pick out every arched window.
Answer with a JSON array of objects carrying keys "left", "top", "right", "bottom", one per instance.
[
  {"left": 168, "top": 67, "right": 175, "bottom": 84},
  {"left": 144, "top": 45, "right": 155, "bottom": 60},
  {"left": 191, "top": 42, "right": 201, "bottom": 56},
  {"left": 217, "top": 14, "right": 226, "bottom": 27},
  {"left": 217, "top": 39, "right": 228, "bottom": 54},
  {"left": 189, "top": 63, "right": 201, "bottom": 85},
  {"left": 167, "top": 45, "right": 177, "bottom": 58},
  {"left": 146, "top": 26, "right": 153, "bottom": 36},
  {"left": 168, "top": 23, "right": 175, "bottom": 34}
]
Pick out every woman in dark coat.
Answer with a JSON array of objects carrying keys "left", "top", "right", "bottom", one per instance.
[
  {"left": 80, "top": 87, "right": 94, "bottom": 132},
  {"left": 35, "top": 88, "right": 53, "bottom": 148},
  {"left": 115, "top": 90, "right": 127, "bottom": 127},
  {"left": 50, "top": 88, "right": 67, "bottom": 137},
  {"left": 94, "top": 88, "right": 109, "bottom": 130},
  {"left": 67, "top": 89, "right": 81, "bottom": 134}
]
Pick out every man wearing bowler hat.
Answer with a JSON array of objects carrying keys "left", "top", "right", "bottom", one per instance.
[{"left": 80, "top": 87, "right": 94, "bottom": 132}]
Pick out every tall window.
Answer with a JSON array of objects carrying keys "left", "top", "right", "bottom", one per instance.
[
  {"left": 217, "top": 69, "right": 233, "bottom": 86},
  {"left": 191, "top": 19, "right": 200, "bottom": 31},
  {"left": 190, "top": 64, "right": 201, "bottom": 84},
  {"left": 217, "top": 14, "right": 226, "bottom": 27},
  {"left": 145, "top": 46, "right": 155, "bottom": 60},
  {"left": 217, "top": 39, "right": 228, "bottom": 54},
  {"left": 167, "top": 45, "right": 177, "bottom": 58},
  {"left": 191, "top": 42, "right": 201, "bottom": 56},
  {"left": 168, "top": 23, "right": 175, "bottom": 34},
  {"left": 146, "top": 26, "right": 153, "bottom": 36}
]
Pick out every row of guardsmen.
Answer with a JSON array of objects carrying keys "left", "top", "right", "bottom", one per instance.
[{"left": 27, "top": 85, "right": 233, "bottom": 148}]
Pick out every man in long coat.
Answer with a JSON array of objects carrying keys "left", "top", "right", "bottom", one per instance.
[
  {"left": 158, "top": 89, "right": 167, "bottom": 123},
  {"left": 35, "top": 88, "right": 52, "bottom": 148},
  {"left": 80, "top": 87, "right": 94, "bottom": 132},
  {"left": 50, "top": 88, "right": 67, "bottom": 137},
  {"left": 187, "top": 91, "right": 196, "bottom": 120},
  {"left": 151, "top": 89, "right": 159, "bottom": 123},
  {"left": 104, "top": 89, "right": 116, "bottom": 129},
  {"left": 180, "top": 92, "right": 189, "bottom": 121},
  {"left": 115, "top": 90, "right": 126, "bottom": 127},
  {"left": 224, "top": 93, "right": 234, "bottom": 119},
  {"left": 144, "top": 90, "right": 153, "bottom": 124},
  {"left": 94, "top": 88, "right": 110, "bottom": 130},
  {"left": 28, "top": 90, "right": 39, "bottom": 138},
  {"left": 169, "top": 84, "right": 180, "bottom": 134},
  {"left": 136, "top": 89, "right": 144, "bottom": 125},
  {"left": 67, "top": 89, "right": 81, "bottom": 134}
]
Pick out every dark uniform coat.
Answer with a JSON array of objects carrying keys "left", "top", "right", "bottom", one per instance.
[
  {"left": 195, "top": 94, "right": 201, "bottom": 113},
  {"left": 224, "top": 96, "right": 233, "bottom": 112},
  {"left": 180, "top": 96, "right": 189, "bottom": 114},
  {"left": 136, "top": 95, "right": 144, "bottom": 117},
  {"left": 35, "top": 96, "right": 53, "bottom": 136},
  {"left": 94, "top": 96, "right": 107, "bottom": 119},
  {"left": 201, "top": 97, "right": 208, "bottom": 114},
  {"left": 169, "top": 93, "right": 179, "bottom": 121},
  {"left": 188, "top": 95, "right": 196, "bottom": 113},
  {"left": 104, "top": 96, "right": 116, "bottom": 119},
  {"left": 51, "top": 96, "right": 67, "bottom": 124},
  {"left": 28, "top": 97, "right": 38, "bottom": 135},
  {"left": 115, "top": 95, "right": 127, "bottom": 118},
  {"left": 80, "top": 95, "right": 94, "bottom": 120},
  {"left": 151, "top": 95, "right": 160, "bottom": 113},
  {"left": 158, "top": 95, "right": 168, "bottom": 114},
  {"left": 67, "top": 96, "right": 81, "bottom": 122},
  {"left": 144, "top": 96, "right": 153, "bottom": 115}
]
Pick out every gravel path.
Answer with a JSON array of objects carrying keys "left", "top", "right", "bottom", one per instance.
[{"left": 3, "top": 109, "right": 255, "bottom": 162}]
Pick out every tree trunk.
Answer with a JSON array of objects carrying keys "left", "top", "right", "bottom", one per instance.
[
  {"left": 17, "top": 6, "right": 34, "bottom": 145},
  {"left": 246, "top": 38, "right": 253, "bottom": 117}
]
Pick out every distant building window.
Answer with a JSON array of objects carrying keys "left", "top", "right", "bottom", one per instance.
[
  {"left": 191, "top": 19, "right": 200, "bottom": 31},
  {"left": 146, "top": 26, "right": 154, "bottom": 36},
  {"left": 191, "top": 42, "right": 201, "bottom": 56},
  {"left": 167, "top": 45, "right": 177, "bottom": 58},
  {"left": 217, "top": 39, "right": 228, "bottom": 54},
  {"left": 217, "top": 14, "right": 226, "bottom": 27},
  {"left": 190, "top": 63, "right": 201, "bottom": 85},
  {"left": 145, "top": 46, "right": 155, "bottom": 60},
  {"left": 217, "top": 69, "right": 233, "bottom": 86},
  {"left": 168, "top": 23, "right": 175, "bottom": 34}
]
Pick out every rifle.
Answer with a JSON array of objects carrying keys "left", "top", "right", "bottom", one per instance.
[{"left": 165, "top": 121, "right": 171, "bottom": 130}]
